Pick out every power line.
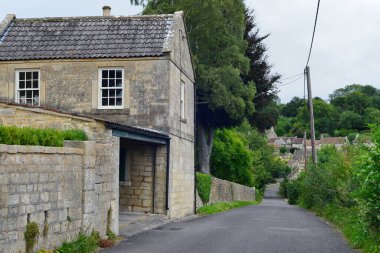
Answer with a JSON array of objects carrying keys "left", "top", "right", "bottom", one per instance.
[
  {"left": 280, "top": 73, "right": 304, "bottom": 81},
  {"left": 306, "top": 0, "right": 321, "bottom": 66},
  {"left": 278, "top": 75, "right": 304, "bottom": 87}
]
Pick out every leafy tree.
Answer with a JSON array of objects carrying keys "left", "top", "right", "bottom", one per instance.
[
  {"left": 293, "top": 98, "right": 338, "bottom": 137},
  {"left": 364, "top": 108, "right": 380, "bottom": 125},
  {"left": 275, "top": 116, "right": 293, "bottom": 136},
  {"left": 250, "top": 100, "right": 280, "bottom": 131},
  {"left": 242, "top": 10, "right": 281, "bottom": 131},
  {"left": 282, "top": 97, "right": 305, "bottom": 118},
  {"left": 338, "top": 110, "right": 364, "bottom": 130},
  {"left": 138, "top": 0, "right": 255, "bottom": 173},
  {"left": 236, "top": 120, "right": 290, "bottom": 187},
  {"left": 330, "top": 85, "right": 373, "bottom": 114},
  {"left": 211, "top": 128, "right": 254, "bottom": 186}
]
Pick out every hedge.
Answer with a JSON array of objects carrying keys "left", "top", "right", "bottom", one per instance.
[
  {"left": 196, "top": 172, "right": 212, "bottom": 205},
  {"left": 0, "top": 126, "right": 87, "bottom": 147}
]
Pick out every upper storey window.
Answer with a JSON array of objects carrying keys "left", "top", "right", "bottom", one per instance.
[
  {"left": 98, "top": 68, "right": 124, "bottom": 109},
  {"left": 16, "top": 70, "right": 40, "bottom": 106}
]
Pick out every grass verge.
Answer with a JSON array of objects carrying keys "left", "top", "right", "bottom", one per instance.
[
  {"left": 306, "top": 204, "right": 380, "bottom": 253},
  {"left": 197, "top": 201, "right": 258, "bottom": 215}
]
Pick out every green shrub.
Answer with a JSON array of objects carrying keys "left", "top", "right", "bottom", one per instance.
[
  {"left": 196, "top": 173, "right": 212, "bottom": 204},
  {"left": 211, "top": 128, "right": 254, "bottom": 187},
  {"left": 24, "top": 222, "right": 39, "bottom": 253},
  {"left": 56, "top": 232, "right": 99, "bottom": 253},
  {"left": 236, "top": 121, "right": 291, "bottom": 190},
  {"left": 286, "top": 135, "right": 380, "bottom": 252},
  {"left": 287, "top": 179, "right": 301, "bottom": 205},
  {"left": 355, "top": 125, "right": 380, "bottom": 230},
  {"left": 280, "top": 146, "right": 288, "bottom": 154},
  {"left": 0, "top": 126, "right": 87, "bottom": 147},
  {"left": 62, "top": 129, "right": 88, "bottom": 141},
  {"left": 279, "top": 179, "right": 289, "bottom": 198}
]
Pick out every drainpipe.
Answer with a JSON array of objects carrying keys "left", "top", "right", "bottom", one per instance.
[
  {"left": 152, "top": 145, "right": 157, "bottom": 214},
  {"left": 193, "top": 80, "right": 197, "bottom": 214},
  {"left": 165, "top": 139, "right": 170, "bottom": 214}
]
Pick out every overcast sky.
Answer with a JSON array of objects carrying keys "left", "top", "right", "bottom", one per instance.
[{"left": 1, "top": 0, "right": 379, "bottom": 103}]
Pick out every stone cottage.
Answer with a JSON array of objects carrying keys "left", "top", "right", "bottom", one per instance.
[{"left": 0, "top": 6, "right": 195, "bottom": 251}]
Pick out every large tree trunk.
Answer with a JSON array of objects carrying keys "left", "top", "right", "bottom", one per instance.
[{"left": 197, "top": 123, "right": 215, "bottom": 174}]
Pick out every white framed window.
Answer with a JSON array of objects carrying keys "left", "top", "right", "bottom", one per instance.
[
  {"left": 98, "top": 68, "right": 124, "bottom": 109},
  {"left": 15, "top": 70, "right": 40, "bottom": 106},
  {"left": 180, "top": 80, "right": 185, "bottom": 120}
]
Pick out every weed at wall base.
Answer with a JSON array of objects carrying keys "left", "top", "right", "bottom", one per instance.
[{"left": 24, "top": 222, "right": 39, "bottom": 253}]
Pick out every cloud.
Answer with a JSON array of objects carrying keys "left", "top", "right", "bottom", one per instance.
[{"left": 247, "top": 0, "right": 380, "bottom": 102}]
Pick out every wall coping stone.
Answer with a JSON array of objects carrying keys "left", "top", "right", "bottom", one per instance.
[{"left": 0, "top": 144, "right": 83, "bottom": 155}]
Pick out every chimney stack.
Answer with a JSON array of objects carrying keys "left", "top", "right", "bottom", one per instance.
[{"left": 102, "top": 6, "right": 111, "bottom": 16}]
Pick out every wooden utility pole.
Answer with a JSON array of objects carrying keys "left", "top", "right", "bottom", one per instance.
[
  {"left": 305, "top": 66, "right": 317, "bottom": 163},
  {"left": 303, "top": 131, "right": 307, "bottom": 168}
]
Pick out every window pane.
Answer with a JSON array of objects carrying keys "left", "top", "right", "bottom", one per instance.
[
  {"left": 116, "top": 78, "right": 122, "bottom": 87},
  {"left": 109, "top": 79, "right": 115, "bottom": 87},
  {"left": 33, "top": 91, "right": 39, "bottom": 105},
  {"left": 26, "top": 72, "right": 32, "bottom": 80},
  {"left": 102, "top": 98, "right": 108, "bottom": 106},
  {"left": 109, "top": 89, "right": 115, "bottom": 97},
  {"left": 19, "top": 90, "right": 26, "bottom": 98},
  {"left": 26, "top": 99, "right": 33, "bottom": 105},
  {"left": 26, "top": 90, "right": 32, "bottom": 98},
  {"left": 102, "top": 79, "right": 108, "bottom": 87},
  {"left": 33, "top": 72, "right": 38, "bottom": 80},
  {"left": 102, "top": 70, "right": 108, "bottom": 78},
  {"left": 109, "top": 98, "right": 115, "bottom": 106},
  {"left": 33, "top": 81, "right": 38, "bottom": 88},
  {"left": 19, "top": 72, "right": 25, "bottom": 80},
  {"left": 109, "top": 70, "right": 115, "bottom": 78},
  {"left": 102, "top": 89, "right": 108, "bottom": 97},
  {"left": 116, "top": 98, "right": 122, "bottom": 106},
  {"left": 116, "top": 70, "right": 122, "bottom": 78},
  {"left": 26, "top": 81, "right": 32, "bottom": 89},
  {"left": 116, "top": 89, "right": 122, "bottom": 98},
  {"left": 19, "top": 81, "right": 25, "bottom": 89}
]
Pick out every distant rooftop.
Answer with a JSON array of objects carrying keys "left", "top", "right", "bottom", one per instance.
[{"left": 0, "top": 10, "right": 181, "bottom": 61}]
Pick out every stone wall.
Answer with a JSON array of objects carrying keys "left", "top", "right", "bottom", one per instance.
[
  {"left": 196, "top": 176, "right": 255, "bottom": 209},
  {"left": 0, "top": 144, "right": 80, "bottom": 252},
  {"left": 0, "top": 140, "right": 118, "bottom": 253},
  {"left": 0, "top": 103, "right": 109, "bottom": 141}
]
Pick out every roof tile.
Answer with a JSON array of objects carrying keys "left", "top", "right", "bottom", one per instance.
[{"left": 0, "top": 15, "right": 175, "bottom": 61}]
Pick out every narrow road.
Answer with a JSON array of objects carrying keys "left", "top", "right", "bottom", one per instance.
[{"left": 104, "top": 185, "right": 355, "bottom": 253}]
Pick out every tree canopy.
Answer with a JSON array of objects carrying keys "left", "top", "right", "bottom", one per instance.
[{"left": 275, "top": 84, "right": 380, "bottom": 138}]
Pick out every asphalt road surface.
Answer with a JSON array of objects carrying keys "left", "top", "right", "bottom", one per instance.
[{"left": 103, "top": 185, "right": 355, "bottom": 253}]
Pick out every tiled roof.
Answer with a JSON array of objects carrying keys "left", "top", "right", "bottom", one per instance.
[
  {"left": 293, "top": 138, "right": 304, "bottom": 144},
  {"left": 318, "top": 137, "right": 347, "bottom": 145},
  {"left": 0, "top": 14, "right": 176, "bottom": 61}
]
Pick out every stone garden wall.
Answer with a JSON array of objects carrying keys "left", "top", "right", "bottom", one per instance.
[
  {"left": 0, "top": 140, "right": 119, "bottom": 253},
  {"left": 196, "top": 176, "right": 256, "bottom": 208}
]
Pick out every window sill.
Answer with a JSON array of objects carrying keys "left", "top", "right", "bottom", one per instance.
[{"left": 91, "top": 108, "right": 130, "bottom": 115}]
